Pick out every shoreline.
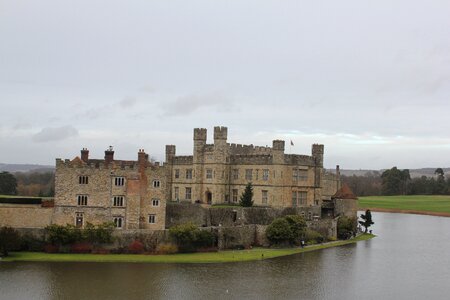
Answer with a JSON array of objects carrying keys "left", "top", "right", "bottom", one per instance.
[
  {"left": 359, "top": 207, "right": 450, "bottom": 218},
  {"left": 1, "top": 234, "right": 375, "bottom": 264}
]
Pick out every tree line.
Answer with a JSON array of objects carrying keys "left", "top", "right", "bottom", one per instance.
[
  {"left": 342, "top": 167, "right": 450, "bottom": 196},
  {"left": 0, "top": 171, "right": 54, "bottom": 197}
]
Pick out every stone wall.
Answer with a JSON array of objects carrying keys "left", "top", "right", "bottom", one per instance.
[
  {"left": 0, "top": 204, "right": 53, "bottom": 228},
  {"left": 166, "top": 203, "right": 322, "bottom": 228}
]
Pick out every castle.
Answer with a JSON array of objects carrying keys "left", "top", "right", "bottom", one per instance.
[{"left": 1, "top": 126, "right": 352, "bottom": 237}]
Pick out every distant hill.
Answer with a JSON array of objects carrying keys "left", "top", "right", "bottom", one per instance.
[
  {"left": 0, "top": 163, "right": 54, "bottom": 173},
  {"left": 329, "top": 168, "right": 450, "bottom": 178}
]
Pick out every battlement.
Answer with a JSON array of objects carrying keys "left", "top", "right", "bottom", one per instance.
[
  {"left": 172, "top": 155, "right": 194, "bottom": 165},
  {"left": 194, "top": 128, "right": 207, "bottom": 141},
  {"left": 56, "top": 158, "right": 140, "bottom": 170},
  {"left": 213, "top": 126, "right": 228, "bottom": 140},
  {"left": 284, "top": 154, "right": 316, "bottom": 166},
  {"left": 230, "top": 154, "right": 273, "bottom": 165},
  {"left": 229, "top": 143, "right": 272, "bottom": 155},
  {"left": 312, "top": 144, "right": 324, "bottom": 155}
]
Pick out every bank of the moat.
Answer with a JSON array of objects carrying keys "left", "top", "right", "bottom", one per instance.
[{"left": 1, "top": 234, "right": 374, "bottom": 264}]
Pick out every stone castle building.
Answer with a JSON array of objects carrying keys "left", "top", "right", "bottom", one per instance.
[
  {"left": 0, "top": 126, "right": 347, "bottom": 233},
  {"left": 49, "top": 126, "right": 341, "bottom": 230}
]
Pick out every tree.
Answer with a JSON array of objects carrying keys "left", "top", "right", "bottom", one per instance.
[
  {"left": 0, "top": 172, "right": 17, "bottom": 195},
  {"left": 381, "top": 167, "right": 410, "bottom": 195},
  {"left": 359, "top": 209, "right": 374, "bottom": 233},
  {"left": 0, "top": 226, "right": 21, "bottom": 256},
  {"left": 240, "top": 182, "right": 254, "bottom": 207},
  {"left": 266, "top": 218, "right": 293, "bottom": 244},
  {"left": 337, "top": 216, "right": 357, "bottom": 239},
  {"left": 434, "top": 168, "right": 447, "bottom": 195}
]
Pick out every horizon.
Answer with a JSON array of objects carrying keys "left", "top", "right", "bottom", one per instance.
[{"left": 1, "top": 1, "right": 449, "bottom": 169}]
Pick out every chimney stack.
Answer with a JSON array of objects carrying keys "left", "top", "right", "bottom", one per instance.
[
  {"left": 81, "top": 148, "right": 89, "bottom": 163},
  {"left": 138, "top": 149, "right": 147, "bottom": 166},
  {"left": 104, "top": 146, "right": 114, "bottom": 165}
]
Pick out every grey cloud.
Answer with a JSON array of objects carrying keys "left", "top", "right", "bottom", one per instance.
[
  {"left": 32, "top": 126, "right": 78, "bottom": 142},
  {"left": 162, "top": 92, "right": 236, "bottom": 116},
  {"left": 119, "top": 97, "right": 137, "bottom": 109}
]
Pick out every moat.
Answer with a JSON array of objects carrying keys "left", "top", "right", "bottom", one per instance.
[{"left": 2, "top": 212, "right": 450, "bottom": 299}]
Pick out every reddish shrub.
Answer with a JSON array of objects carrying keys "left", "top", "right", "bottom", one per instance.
[
  {"left": 92, "top": 247, "right": 110, "bottom": 254},
  {"left": 70, "top": 242, "right": 93, "bottom": 253},
  {"left": 155, "top": 243, "right": 178, "bottom": 254},
  {"left": 44, "top": 244, "right": 59, "bottom": 253},
  {"left": 128, "top": 240, "right": 145, "bottom": 254}
]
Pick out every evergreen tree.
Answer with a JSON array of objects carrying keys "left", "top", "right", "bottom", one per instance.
[
  {"left": 0, "top": 172, "right": 17, "bottom": 195},
  {"left": 359, "top": 209, "right": 374, "bottom": 233},
  {"left": 240, "top": 182, "right": 254, "bottom": 207}
]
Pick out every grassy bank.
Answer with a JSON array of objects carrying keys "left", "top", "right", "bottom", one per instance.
[
  {"left": 359, "top": 195, "right": 450, "bottom": 216},
  {"left": 1, "top": 234, "right": 374, "bottom": 264}
]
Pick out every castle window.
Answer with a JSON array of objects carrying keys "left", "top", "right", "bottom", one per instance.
[
  {"left": 175, "top": 169, "right": 180, "bottom": 179},
  {"left": 174, "top": 187, "right": 179, "bottom": 201},
  {"left": 148, "top": 214, "right": 156, "bottom": 224},
  {"left": 152, "top": 180, "right": 160, "bottom": 188},
  {"left": 206, "top": 169, "right": 213, "bottom": 179},
  {"left": 112, "top": 196, "right": 124, "bottom": 207},
  {"left": 262, "top": 169, "right": 269, "bottom": 181},
  {"left": 77, "top": 195, "right": 88, "bottom": 206},
  {"left": 115, "top": 177, "right": 125, "bottom": 186},
  {"left": 262, "top": 190, "right": 268, "bottom": 204},
  {"left": 75, "top": 212, "right": 83, "bottom": 228},
  {"left": 185, "top": 187, "right": 192, "bottom": 200},
  {"left": 314, "top": 199, "right": 319, "bottom": 206},
  {"left": 293, "top": 169, "right": 308, "bottom": 181},
  {"left": 113, "top": 217, "right": 123, "bottom": 228},
  {"left": 186, "top": 169, "right": 193, "bottom": 179},
  {"left": 292, "top": 191, "right": 307, "bottom": 207},
  {"left": 152, "top": 199, "right": 160, "bottom": 207},
  {"left": 232, "top": 169, "right": 239, "bottom": 180},
  {"left": 79, "top": 176, "right": 88, "bottom": 184},
  {"left": 232, "top": 189, "right": 238, "bottom": 203},
  {"left": 245, "top": 169, "right": 253, "bottom": 181}
]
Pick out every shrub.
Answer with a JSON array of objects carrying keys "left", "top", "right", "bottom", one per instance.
[
  {"left": 0, "top": 226, "right": 21, "bottom": 256},
  {"left": 169, "top": 223, "right": 217, "bottom": 252},
  {"left": 20, "top": 233, "right": 45, "bottom": 252},
  {"left": 45, "top": 224, "right": 82, "bottom": 246},
  {"left": 284, "top": 215, "right": 307, "bottom": 244},
  {"left": 70, "top": 242, "right": 93, "bottom": 253},
  {"left": 337, "top": 216, "right": 357, "bottom": 240},
  {"left": 155, "top": 243, "right": 178, "bottom": 254},
  {"left": 43, "top": 244, "right": 59, "bottom": 253},
  {"left": 304, "top": 229, "right": 324, "bottom": 245},
  {"left": 194, "top": 230, "right": 215, "bottom": 248},
  {"left": 266, "top": 218, "right": 293, "bottom": 245},
  {"left": 128, "top": 240, "right": 145, "bottom": 254},
  {"left": 84, "top": 222, "right": 115, "bottom": 244}
]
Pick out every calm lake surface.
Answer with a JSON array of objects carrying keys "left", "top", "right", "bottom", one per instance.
[{"left": 2, "top": 212, "right": 450, "bottom": 300}]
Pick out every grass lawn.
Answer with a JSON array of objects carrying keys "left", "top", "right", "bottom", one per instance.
[
  {"left": 359, "top": 195, "right": 450, "bottom": 214},
  {"left": 1, "top": 234, "right": 374, "bottom": 264}
]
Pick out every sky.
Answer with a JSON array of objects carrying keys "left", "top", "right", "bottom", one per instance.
[{"left": 1, "top": 0, "right": 449, "bottom": 169}]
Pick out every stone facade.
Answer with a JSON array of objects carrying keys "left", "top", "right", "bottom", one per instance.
[
  {"left": 52, "top": 148, "right": 166, "bottom": 230},
  {"left": 166, "top": 126, "right": 340, "bottom": 210},
  {"left": 1, "top": 125, "right": 345, "bottom": 234}
]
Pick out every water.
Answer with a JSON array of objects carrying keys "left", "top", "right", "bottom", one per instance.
[{"left": 2, "top": 212, "right": 450, "bottom": 300}]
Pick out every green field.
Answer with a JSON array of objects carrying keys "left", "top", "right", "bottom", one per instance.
[
  {"left": 1, "top": 234, "right": 374, "bottom": 264},
  {"left": 359, "top": 195, "right": 450, "bottom": 214}
]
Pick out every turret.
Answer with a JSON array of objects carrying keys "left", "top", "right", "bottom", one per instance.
[
  {"left": 165, "top": 145, "right": 176, "bottom": 163},
  {"left": 312, "top": 144, "right": 324, "bottom": 167},
  {"left": 213, "top": 126, "right": 228, "bottom": 142},
  {"left": 272, "top": 140, "right": 285, "bottom": 164}
]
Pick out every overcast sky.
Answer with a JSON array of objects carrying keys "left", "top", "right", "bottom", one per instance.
[{"left": 1, "top": 0, "right": 449, "bottom": 169}]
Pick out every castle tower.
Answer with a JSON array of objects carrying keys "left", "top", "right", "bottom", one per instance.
[
  {"left": 212, "top": 126, "right": 229, "bottom": 204},
  {"left": 272, "top": 140, "right": 285, "bottom": 164},
  {"left": 312, "top": 144, "right": 324, "bottom": 167},
  {"left": 193, "top": 128, "right": 207, "bottom": 164},
  {"left": 312, "top": 144, "right": 324, "bottom": 205},
  {"left": 165, "top": 145, "right": 176, "bottom": 163}
]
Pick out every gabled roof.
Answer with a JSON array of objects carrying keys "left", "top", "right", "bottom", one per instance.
[
  {"left": 70, "top": 156, "right": 85, "bottom": 165},
  {"left": 332, "top": 183, "right": 358, "bottom": 200}
]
